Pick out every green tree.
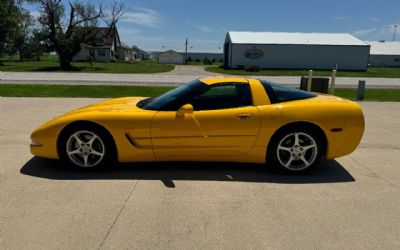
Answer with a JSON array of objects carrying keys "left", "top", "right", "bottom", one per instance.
[
  {"left": 203, "top": 56, "right": 209, "bottom": 65},
  {"left": 20, "top": 28, "right": 51, "bottom": 60},
  {"left": 13, "top": 10, "right": 36, "bottom": 61},
  {"left": 28, "top": 0, "right": 103, "bottom": 70},
  {"left": 0, "top": 0, "right": 23, "bottom": 58}
]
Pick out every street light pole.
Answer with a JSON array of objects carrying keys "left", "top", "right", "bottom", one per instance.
[
  {"left": 185, "top": 38, "right": 188, "bottom": 64},
  {"left": 393, "top": 25, "right": 398, "bottom": 41}
]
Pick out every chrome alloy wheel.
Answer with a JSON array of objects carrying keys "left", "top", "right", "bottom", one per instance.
[
  {"left": 66, "top": 130, "right": 105, "bottom": 167},
  {"left": 277, "top": 132, "right": 318, "bottom": 171}
]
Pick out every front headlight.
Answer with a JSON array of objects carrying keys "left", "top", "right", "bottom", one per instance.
[{"left": 30, "top": 139, "right": 43, "bottom": 147}]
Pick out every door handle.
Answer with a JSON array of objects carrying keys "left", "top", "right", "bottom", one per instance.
[{"left": 236, "top": 113, "right": 253, "bottom": 120}]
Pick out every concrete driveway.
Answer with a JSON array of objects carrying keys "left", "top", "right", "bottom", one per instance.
[{"left": 0, "top": 97, "right": 399, "bottom": 249}]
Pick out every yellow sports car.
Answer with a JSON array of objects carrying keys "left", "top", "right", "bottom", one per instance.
[{"left": 30, "top": 77, "right": 365, "bottom": 173}]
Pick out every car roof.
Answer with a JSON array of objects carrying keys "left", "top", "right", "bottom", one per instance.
[{"left": 199, "top": 76, "right": 250, "bottom": 85}]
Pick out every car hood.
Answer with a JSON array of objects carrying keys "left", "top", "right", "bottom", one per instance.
[
  {"left": 62, "top": 97, "right": 149, "bottom": 115},
  {"left": 32, "top": 97, "right": 151, "bottom": 134}
]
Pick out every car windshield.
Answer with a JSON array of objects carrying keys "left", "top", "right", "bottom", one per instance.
[{"left": 137, "top": 80, "right": 209, "bottom": 111}]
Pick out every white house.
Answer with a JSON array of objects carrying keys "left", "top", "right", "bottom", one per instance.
[
  {"left": 367, "top": 41, "right": 400, "bottom": 67},
  {"left": 224, "top": 31, "right": 370, "bottom": 70},
  {"left": 138, "top": 48, "right": 153, "bottom": 60},
  {"left": 73, "top": 26, "right": 137, "bottom": 62}
]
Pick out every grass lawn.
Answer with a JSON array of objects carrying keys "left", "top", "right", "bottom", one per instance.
[
  {"left": 1, "top": 84, "right": 400, "bottom": 101},
  {"left": 205, "top": 66, "right": 400, "bottom": 78},
  {"left": 0, "top": 57, "right": 174, "bottom": 74},
  {"left": 0, "top": 84, "right": 173, "bottom": 98},
  {"left": 186, "top": 61, "right": 223, "bottom": 66}
]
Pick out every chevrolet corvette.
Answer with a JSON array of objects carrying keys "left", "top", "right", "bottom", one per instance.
[{"left": 30, "top": 77, "right": 365, "bottom": 173}]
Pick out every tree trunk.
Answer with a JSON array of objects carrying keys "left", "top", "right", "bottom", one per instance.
[
  {"left": 19, "top": 48, "right": 24, "bottom": 62},
  {"left": 59, "top": 54, "right": 73, "bottom": 70}
]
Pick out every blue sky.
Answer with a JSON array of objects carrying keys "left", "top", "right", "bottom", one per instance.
[{"left": 24, "top": 0, "right": 400, "bottom": 52}]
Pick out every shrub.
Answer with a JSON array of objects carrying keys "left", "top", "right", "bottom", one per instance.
[{"left": 245, "top": 65, "right": 260, "bottom": 72}]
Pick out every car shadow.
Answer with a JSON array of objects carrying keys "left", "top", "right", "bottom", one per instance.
[{"left": 20, "top": 157, "right": 355, "bottom": 187}]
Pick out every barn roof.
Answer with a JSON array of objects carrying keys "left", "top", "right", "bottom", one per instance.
[
  {"left": 158, "top": 49, "right": 182, "bottom": 55},
  {"left": 366, "top": 41, "right": 400, "bottom": 55},
  {"left": 226, "top": 31, "right": 369, "bottom": 46}
]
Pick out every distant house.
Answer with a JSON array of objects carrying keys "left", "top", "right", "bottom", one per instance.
[
  {"left": 152, "top": 51, "right": 222, "bottom": 62},
  {"left": 117, "top": 42, "right": 138, "bottom": 61},
  {"left": 157, "top": 50, "right": 184, "bottom": 64},
  {"left": 73, "top": 26, "right": 137, "bottom": 62},
  {"left": 184, "top": 52, "right": 223, "bottom": 62},
  {"left": 138, "top": 48, "right": 153, "bottom": 60},
  {"left": 367, "top": 41, "right": 400, "bottom": 67}
]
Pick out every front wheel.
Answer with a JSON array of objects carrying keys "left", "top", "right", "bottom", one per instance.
[
  {"left": 268, "top": 128, "right": 323, "bottom": 173},
  {"left": 59, "top": 126, "right": 115, "bottom": 168}
]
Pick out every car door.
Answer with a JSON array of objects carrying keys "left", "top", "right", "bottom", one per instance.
[{"left": 150, "top": 82, "right": 261, "bottom": 161}]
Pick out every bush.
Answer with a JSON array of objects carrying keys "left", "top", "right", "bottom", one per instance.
[
  {"left": 195, "top": 58, "right": 200, "bottom": 63},
  {"left": 245, "top": 65, "right": 260, "bottom": 72},
  {"left": 128, "top": 58, "right": 137, "bottom": 64}
]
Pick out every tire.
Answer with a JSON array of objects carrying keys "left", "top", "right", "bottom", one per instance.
[
  {"left": 59, "top": 124, "right": 116, "bottom": 169},
  {"left": 267, "top": 127, "right": 323, "bottom": 174}
]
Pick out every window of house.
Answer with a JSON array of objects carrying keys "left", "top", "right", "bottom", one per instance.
[
  {"left": 394, "top": 58, "right": 400, "bottom": 62},
  {"left": 97, "top": 49, "right": 106, "bottom": 56},
  {"left": 95, "top": 35, "right": 104, "bottom": 45}
]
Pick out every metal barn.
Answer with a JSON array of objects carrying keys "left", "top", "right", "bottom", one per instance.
[
  {"left": 158, "top": 50, "right": 184, "bottom": 65},
  {"left": 224, "top": 31, "right": 370, "bottom": 70},
  {"left": 367, "top": 41, "right": 400, "bottom": 67}
]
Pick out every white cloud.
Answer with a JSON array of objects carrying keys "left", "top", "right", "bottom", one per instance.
[
  {"left": 185, "top": 21, "right": 215, "bottom": 33},
  {"left": 370, "top": 17, "right": 380, "bottom": 22},
  {"left": 351, "top": 24, "right": 399, "bottom": 40},
  {"left": 334, "top": 16, "right": 349, "bottom": 21},
  {"left": 119, "top": 27, "right": 140, "bottom": 35},
  {"left": 121, "top": 8, "right": 161, "bottom": 28},
  {"left": 352, "top": 28, "right": 378, "bottom": 36}
]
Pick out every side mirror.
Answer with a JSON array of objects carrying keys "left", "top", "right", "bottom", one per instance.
[{"left": 176, "top": 104, "right": 194, "bottom": 118}]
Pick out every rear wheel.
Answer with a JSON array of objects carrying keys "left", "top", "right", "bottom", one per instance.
[
  {"left": 59, "top": 125, "right": 115, "bottom": 168},
  {"left": 268, "top": 128, "right": 323, "bottom": 173}
]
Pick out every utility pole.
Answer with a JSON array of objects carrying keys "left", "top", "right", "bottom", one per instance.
[
  {"left": 393, "top": 25, "right": 398, "bottom": 41},
  {"left": 185, "top": 38, "right": 188, "bottom": 64}
]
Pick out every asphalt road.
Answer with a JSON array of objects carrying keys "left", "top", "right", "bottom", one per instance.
[
  {"left": 1, "top": 67, "right": 400, "bottom": 87},
  {"left": 1, "top": 97, "right": 399, "bottom": 249}
]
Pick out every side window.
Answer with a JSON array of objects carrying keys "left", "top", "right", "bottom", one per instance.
[
  {"left": 260, "top": 80, "right": 316, "bottom": 104},
  {"left": 97, "top": 49, "right": 106, "bottom": 56},
  {"left": 190, "top": 83, "right": 252, "bottom": 111},
  {"left": 199, "top": 85, "right": 237, "bottom": 97}
]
